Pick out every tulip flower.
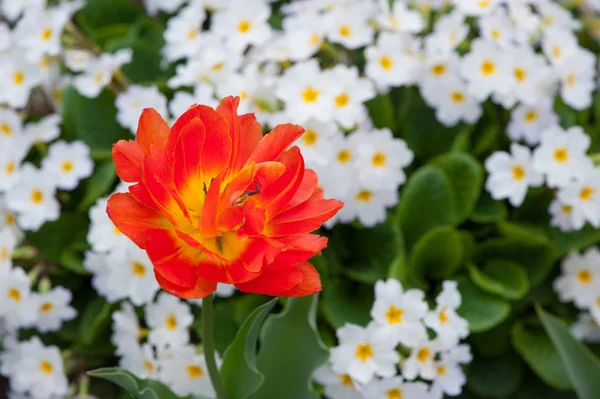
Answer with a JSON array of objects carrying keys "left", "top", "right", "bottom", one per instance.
[{"left": 107, "top": 96, "right": 343, "bottom": 300}]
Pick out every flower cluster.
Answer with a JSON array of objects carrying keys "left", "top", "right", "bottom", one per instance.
[
  {"left": 555, "top": 247, "right": 600, "bottom": 342},
  {"left": 314, "top": 279, "right": 472, "bottom": 399}
]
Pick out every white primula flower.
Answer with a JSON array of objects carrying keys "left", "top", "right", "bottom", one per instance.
[
  {"left": 541, "top": 27, "right": 578, "bottom": 66},
  {"left": 116, "top": 85, "right": 169, "bottom": 133},
  {"left": 424, "top": 10, "right": 469, "bottom": 55},
  {"left": 42, "top": 140, "right": 94, "bottom": 190},
  {"left": 63, "top": 49, "right": 93, "bottom": 72},
  {"left": 376, "top": 0, "right": 424, "bottom": 33},
  {"left": 402, "top": 338, "right": 439, "bottom": 381},
  {"left": 532, "top": 125, "right": 592, "bottom": 188},
  {"left": 107, "top": 243, "right": 160, "bottom": 305},
  {"left": 330, "top": 322, "right": 399, "bottom": 384},
  {"left": 73, "top": 48, "right": 133, "bottom": 98},
  {"left": 538, "top": 1, "right": 581, "bottom": 31},
  {"left": 145, "top": 292, "right": 193, "bottom": 349},
  {"left": 169, "top": 84, "right": 217, "bottom": 119},
  {"left": 5, "top": 163, "right": 60, "bottom": 231},
  {"left": 292, "top": 119, "right": 338, "bottom": 168},
  {"left": 313, "top": 364, "right": 364, "bottom": 399},
  {"left": 159, "top": 345, "right": 219, "bottom": 398},
  {"left": 0, "top": 227, "right": 17, "bottom": 273},
  {"left": 362, "top": 375, "right": 430, "bottom": 399},
  {"left": 571, "top": 313, "right": 600, "bottom": 343},
  {"left": 336, "top": 183, "right": 398, "bottom": 228},
  {"left": 87, "top": 197, "right": 131, "bottom": 253},
  {"left": 554, "top": 248, "right": 600, "bottom": 308},
  {"left": 325, "top": 2, "right": 375, "bottom": 49},
  {"left": 549, "top": 198, "right": 577, "bottom": 232},
  {"left": 162, "top": 5, "right": 206, "bottom": 62},
  {"left": 460, "top": 39, "right": 510, "bottom": 102},
  {"left": 32, "top": 286, "right": 77, "bottom": 332},
  {"left": 485, "top": 143, "right": 544, "bottom": 207},
  {"left": 0, "top": 267, "right": 37, "bottom": 329},
  {"left": 429, "top": 357, "right": 467, "bottom": 399},
  {"left": 23, "top": 113, "right": 61, "bottom": 145},
  {"left": 419, "top": 51, "right": 461, "bottom": 87},
  {"left": 424, "top": 281, "right": 469, "bottom": 349},
  {"left": 557, "top": 166, "right": 600, "bottom": 230},
  {"left": 370, "top": 278, "right": 428, "bottom": 347},
  {"left": 120, "top": 343, "right": 159, "bottom": 380},
  {"left": 112, "top": 302, "right": 143, "bottom": 356},
  {"left": 556, "top": 48, "right": 596, "bottom": 110},
  {"left": 211, "top": 0, "right": 272, "bottom": 50},
  {"left": 454, "top": 0, "right": 500, "bottom": 16},
  {"left": 478, "top": 7, "right": 519, "bottom": 48},
  {"left": 421, "top": 74, "right": 482, "bottom": 127},
  {"left": 507, "top": 101, "right": 559, "bottom": 145},
  {"left": 323, "top": 65, "right": 375, "bottom": 128},
  {"left": 0, "top": 142, "right": 29, "bottom": 193},
  {"left": 506, "top": 46, "right": 555, "bottom": 107},
  {"left": 282, "top": 12, "right": 325, "bottom": 61},
  {"left": 0, "top": 108, "right": 24, "bottom": 148},
  {"left": 365, "top": 32, "right": 421, "bottom": 89},
  {"left": 143, "top": 0, "right": 187, "bottom": 16},
  {"left": 0, "top": 52, "right": 44, "bottom": 108}
]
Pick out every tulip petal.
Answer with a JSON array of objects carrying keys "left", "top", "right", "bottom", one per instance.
[
  {"left": 267, "top": 198, "right": 344, "bottom": 236},
  {"left": 234, "top": 262, "right": 305, "bottom": 296},
  {"left": 267, "top": 235, "right": 328, "bottom": 269},
  {"left": 259, "top": 147, "right": 305, "bottom": 217},
  {"left": 137, "top": 108, "right": 170, "bottom": 155},
  {"left": 173, "top": 117, "right": 206, "bottom": 200},
  {"left": 145, "top": 228, "right": 199, "bottom": 288},
  {"left": 239, "top": 113, "right": 263, "bottom": 165},
  {"left": 155, "top": 269, "right": 217, "bottom": 299},
  {"left": 113, "top": 140, "right": 144, "bottom": 182},
  {"left": 245, "top": 123, "right": 304, "bottom": 165},
  {"left": 281, "top": 168, "right": 319, "bottom": 212},
  {"left": 278, "top": 262, "right": 322, "bottom": 297},
  {"left": 216, "top": 96, "right": 242, "bottom": 171}
]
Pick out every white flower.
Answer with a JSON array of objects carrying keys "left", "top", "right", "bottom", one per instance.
[
  {"left": 419, "top": 51, "right": 461, "bottom": 87},
  {"left": 362, "top": 376, "right": 430, "bottom": 399},
  {"left": 330, "top": 322, "right": 400, "bottom": 384},
  {"left": 507, "top": 101, "right": 559, "bottom": 145},
  {"left": 5, "top": 163, "right": 60, "bottom": 231},
  {"left": 87, "top": 197, "right": 132, "bottom": 253},
  {"left": 376, "top": 1, "right": 424, "bottom": 33},
  {"left": 460, "top": 39, "right": 510, "bottom": 102},
  {"left": 275, "top": 60, "right": 335, "bottom": 124},
  {"left": 424, "top": 10, "right": 469, "bottom": 55},
  {"left": 1, "top": 0, "right": 44, "bottom": 21},
  {"left": 0, "top": 227, "right": 17, "bottom": 274},
  {"left": 428, "top": 357, "right": 467, "bottom": 399},
  {"left": 557, "top": 167, "right": 600, "bottom": 229},
  {"left": 211, "top": 0, "right": 272, "bottom": 50},
  {"left": 541, "top": 27, "right": 578, "bottom": 66},
  {"left": 556, "top": 48, "right": 596, "bottom": 110},
  {"left": 370, "top": 278, "right": 428, "bottom": 347},
  {"left": 478, "top": 8, "right": 519, "bottom": 48},
  {"left": 0, "top": 108, "right": 24, "bottom": 147},
  {"left": 120, "top": 343, "right": 159, "bottom": 380},
  {"left": 23, "top": 113, "right": 61, "bottom": 144},
  {"left": 145, "top": 292, "right": 193, "bottom": 349},
  {"left": 505, "top": 46, "right": 555, "bottom": 107},
  {"left": 0, "top": 267, "right": 37, "bottom": 329},
  {"left": 162, "top": 5, "right": 206, "bottom": 62},
  {"left": 571, "top": 313, "right": 600, "bottom": 343},
  {"left": 159, "top": 345, "right": 218, "bottom": 397},
  {"left": 10, "top": 337, "right": 69, "bottom": 399},
  {"left": 402, "top": 339, "right": 439, "bottom": 381},
  {"left": 325, "top": 2, "right": 375, "bottom": 49},
  {"left": 107, "top": 244, "right": 160, "bottom": 305},
  {"left": 554, "top": 248, "right": 600, "bottom": 309},
  {"left": 84, "top": 251, "right": 120, "bottom": 302},
  {"left": 365, "top": 32, "right": 421, "bottom": 89},
  {"left": 112, "top": 302, "right": 143, "bottom": 356},
  {"left": 282, "top": 12, "right": 325, "bottom": 61},
  {"left": 0, "top": 142, "right": 29, "bottom": 193},
  {"left": 63, "top": 49, "right": 93, "bottom": 72},
  {"left": 538, "top": 1, "right": 581, "bottom": 31},
  {"left": 323, "top": 65, "right": 375, "bottom": 128},
  {"left": 532, "top": 125, "right": 592, "bottom": 188},
  {"left": 484, "top": 143, "right": 544, "bottom": 207},
  {"left": 73, "top": 48, "right": 133, "bottom": 98},
  {"left": 454, "top": 0, "right": 500, "bottom": 16},
  {"left": 424, "top": 281, "right": 469, "bottom": 349},
  {"left": 0, "top": 197, "right": 22, "bottom": 241},
  {"left": 549, "top": 198, "right": 577, "bottom": 232},
  {"left": 0, "top": 52, "right": 44, "bottom": 108},
  {"left": 421, "top": 74, "right": 482, "bottom": 127},
  {"left": 32, "top": 286, "right": 77, "bottom": 332},
  {"left": 292, "top": 119, "right": 338, "bottom": 169},
  {"left": 313, "top": 364, "right": 364, "bottom": 399},
  {"left": 116, "top": 85, "right": 169, "bottom": 133},
  {"left": 336, "top": 183, "right": 398, "bottom": 228},
  {"left": 169, "top": 84, "right": 217, "bottom": 119},
  {"left": 41, "top": 140, "right": 94, "bottom": 190}
]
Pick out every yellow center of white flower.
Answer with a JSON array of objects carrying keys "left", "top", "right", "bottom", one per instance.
[
  {"left": 386, "top": 388, "right": 403, "bottom": 399},
  {"left": 552, "top": 45, "right": 561, "bottom": 59},
  {"left": 438, "top": 366, "right": 446, "bottom": 375},
  {"left": 131, "top": 261, "right": 146, "bottom": 277},
  {"left": 355, "top": 190, "right": 373, "bottom": 203},
  {"left": 339, "top": 374, "right": 353, "bottom": 386},
  {"left": 491, "top": 29, "right": 501, "bottom": 39},
  {"left": 302, "top": 129, "right": 318, "bottom": 146},
  {"left": 354, "top": 343, "right": 374, "bottom": 362},
  {"left": 514, "top": 68, "right": 527, "bottom": 83},
  {"left": 8, "top": 288, "right": 20, "bottom": 302},
  {"left": 13, "top": 71, "right": 24, "bottom": 85},
  {"left": 31, "top": 189, "right": 44, "bottom": 205},
  {"left": 165, "top": 314, "right": 177, "bottom": 330},
  {"left": 41, "top": 28, "right": 52, "bottom": 41},
  {"left": 553, "top": 148, "right": 569, "bottom": 163},
  {"left": 5, "top": 161, "right": 14, "bottom": 175},
  {"left": 339, "top": 25, "right": 351, "bottom": 37},
  {"left": 61, "top": 161, "right": 74, "bottom": 173},
  {"left": 577, "top": 269, "right": 592, "bottom": 284},
  {"left": 337, "top": 149, "right": 351, "bottom": 164},
  {"left": 1, "top": 123, "right": 12, "bottom": 135},
  {"left": 40, "top": 302, "right": 54, "bottom": 313},
  {"left": 562, "top": 205, "right": 573, "bottom": 215},
  {"left": 39, "top": 360, "right": 53, "bottom": 375},
  {"left": 451, "top": 91, "right": 465, "bottom": 104},
  {"left": 512, "top": 165, "right": 526, "bottom": 181},
  {"left": 417, "top": 347, "right": 431, "bottom": 363},
  {"left": 186, "top": 365, "right": 204, "bottom": 379},
  {"left": 380, "top": 56, "right": 393, "bottom": 71},
  {"left": 567, "top": 73, "right": 576, "bottom": 87},
  {"left": 385, "top": 305, "right": 403, "bottom": 324},
  {"left": 309, "top": 32, "right": 320, "bottom": 45},
  {"left": 481, "top": 60, "right": 495, "bottom": 76},
  {"left": 0, "top": 247, "right": 7, "bottom": 261},
  {"left": 144, "top": 361, "right": 154, "bottom": 375},
  {"left": 524, "top": 111, "right": 538, "bottom": 123},
  {"left": 580, "top": 187, "right": 595, "bottom": 201},
  {"left": 372, "top": 152, "right": 386, "bottom": 167},
  {"left": 439, "top": 307, "right": 449, "bottom": 324},
  {"left": 431, "top": 64, "right": 446, "bottom": 76},
  {"left": 335, "top": 93, "right": 349, "bottom": 108},
  {"left": 478, "top": 0, "right": 491, "bottom": 8},
  {"left": 237, "top": 20, "right": 251, "bottom": 33},
  {"left": 302, "top": 86, "right": 319, "bottom": 103}
]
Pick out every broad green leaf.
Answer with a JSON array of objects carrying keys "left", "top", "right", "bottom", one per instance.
[
  {"left": 79, "top": 296, "right": 112, "bottom": 346},
  {"left": 321, "top": 278, "right": 374, "bottom": 328},
  {"left": 75, "top": 0, "right": 144, "bottom": 33},
  {"left": 549, "top": 225, "right": 600, "bottom": 257},
  {"left": 457, "top": 276, "right": 510, "bottom": 333},
  {"left": 474, "top": 237, "right": 556, "bottom": 287},
  {"left": 62, "top": 87, "right": 131, "bottom": 153},
  {"left": 365, "top": 94, "right": 394, "bottom": 130},
  {"left": 497, "top": 221, "right": 551, "bottom": 246},
  {"left": 397, "top": 165, "right": 459, "bottom": 250},
  {"left": 79, "top": 161, "right": 117, "bottom": 210},
  {"left": 471, "top": 192, "right": 507, "bottom": 224},
  {"left": 431, "top": 152, "right": 484, "bottom": 223},
  {"left": 468, "top": 261, "right": 529, "bottom": 300},
  {"left": 221, "top": 298, "right": 278, "bottom": 399},
  {"left": 409, "top": 225, "right": 464, "bottom": 280},
  {"left": 88, "top": 367, "right": 189, "bottom": 399},
  {"left": 466, "top": 352, "right": 523, "bottom": 398},
  {"left": 538, "top": 307, "right": 600, "bottom": 399},
  {"left": 511, "top": 319, "right": 572, "bottom": 391},
  {"left": 251, "top": 296, "right": 328, "bottom": 399}
]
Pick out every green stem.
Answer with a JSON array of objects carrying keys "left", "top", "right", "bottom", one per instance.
[{"left": 202, "top": 294, "right": 228, "bottom": 399}]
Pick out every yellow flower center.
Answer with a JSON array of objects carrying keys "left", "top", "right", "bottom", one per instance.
[
  {"left": 385, "top": 305, "right": 403, "bottom": 324},
  {"left": 552, "top": 45, "right": 561, "bottom": 59},
  {"left": 302, "top": 129, "right": 318, "bottom": 146},
  {"left": 580, "top": 187, "right": 595, "bottom": 201},
  {"left": 417, "top": 347, "right": 431, "bottom": 363},
  {"left": 8, "top": 288, "right": 20, "bottom": 302},
  {"left": 31, "top": 189, "right": 44, "bottom": 204},
  {"left": 339, "top": 374, "right": 353, "bottom": 386},
  {"left": 187, "top": 29, "right": 198, "bottom": 39},
  {"left": 431, "top": 64, "right": 446, "bottom": 76},
  {"left": 39, "top": 360, "right": 53, "bottom": 375},
  {"left": 302, "top": 86, "right": 319, "bottom": 103},
  {"left": 5, "top": 161, "right": 14, "bottom": 175},
  {"left": 567, "top": 73, "right": 576, "bottom": 87},
  {"left": 131, "top": 261, "right": 146, "bottom": 277},
  {"left": 40, "top": 302, "right": 54, "bottom": 313},
  {"left": 512, "top": 165, "right": 526, "bottom": 181},
  {"left": 339, "top": 25, "right": 351, "bottom": 37},
  {"left": 240, "top": 90, "right": 248, "bottom": 101},
  {"left": 451, "top": 91, "right": 465, "bottom": 104},
  {"left": 0, "top": 247, "right": 7, "bottom": 261},
  {"left": 553, "top": 148, "right": 569, "bottom": 163},
  {"left": 491, "top": 29, "right": 501, "bottom": 39},
  {"left": 186, "top": 365, "right": 204, "bottom": 379},
  {"left": 438, "top": 366, "right": 446, "bottom": 375},
  {"left": 61, "top": 161, "right": 74, "bottom": 173},
  {"left": 524, "top": 111, "right": 538, "bottom": 123},
  {"left": 355, "top": 190, "right": 373, "bottom": 203},
  {"left": 387, "top": 389, "right": 403, "bottom": 399},
  {"left": 13, "top": 71, "right": 24, "bottom": 85},
  {"left": 94, "top": 72, "right": 104, "bottom": 84},
  {"left": 478, "top": 0, "right": 491, "bottom": 7},
  {"left": 337, "top": 149, "right": 351, "bottom": 164},
  {"left": 165, "top": 314, "right": 177, "bottom": 330},
  {"left": 5, "top": 214, "right": 15, "bottom": 225},
  {"left": 577, "top": 269, "right": 592, "bottom": 284},
  {"left": 309, "top": 32, "right": 320, "bottom": 45},
  {"left": 380, "top": 56, "right": 393, "bottom": 71},
  {"left": 439, "top": 307, "right": 449, "bottom": 324},
  {"left": 41, "top": 28, "right": 52, "bottom": 41},
  {"left": 237, "top": 20, "right": 251, "bottom": 33},
  {"left": 212, "top": 62, "right": 224, "bottom": 71},
  {"left": 335, "top": 93, "right": 349, "bottom": 108},
  {"left": 562, "top": 205, "right": 573, "bottom": 215},
  {"left": 144, "top": 361, "right": 153, "bottom": 375},
  {"left": 372, "top": 152, "right": 386, "bottom": 167},
  {"left": 481, "top": 60, "right": 496, "bottom": 76},
  {"left": 1, "top": 123, "right": 12, "bottom": 135},
  {"left": 355, "top": 343, "right": 374, "bottom": 362},
  {"left": 514, "top": 67, "right": 527, "bottom": 83}
]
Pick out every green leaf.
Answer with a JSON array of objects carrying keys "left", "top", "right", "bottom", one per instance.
[
  {"left": 75, "top": 0, "right": 144, "bottom": 33},
  {"left": 221, "top": 298, "right": 278, "bottom": 399},
  {"left": 430, "top": 152, "right": 484, "bottom": 223},
  {"left": 549, "top": 225, "right": 600, "bottom": 257},
  {"left": 474, "top": 238, "right": 556, "bottom": 287},
  {"left": 468, "top": 260, "right": 529, "bottom": 300},
  {"left": 497, "top": 221, "right": 551, "bottom": 246},
  {"left": 251, "top": 296, "right": 328, "bottom": 399},
  {"left": 88, "top": 368, "right": 187, "bottom": 399},
  {"left": 511, "top": 319, "right": 572, "bottom": 391},
  {"left": 365, "top": 94, "right": 394, "bottom": 130},
  {"left": 466, "top": 352, "right": 523, "bottom": 398},
  {"left": 321, "top": 278, "right": 374, "bottom": 328},
  {"left": 79, "top": 297, "right": 111, "bottom": 346},
  {"left": 397, "top": 165, "right": 458, "bottom": 250},
  {"left": 62, "top": 87, "right": 131, "bottom": 153},
  {"left": 537, "top": 307, "right": 600, "bottom": 399},
  {"left": 457, "top": 276, "right": 510, "bottom": 333},
  {"left": 409, "top": 225, "right": 464, "bottom": 280},
  {"left": 79, "top": 161, "right": 117, "bottom": 210},
  {"left": 471, "top": 191, "right": 507, "bottom": 224},
  {"left": 26, "top": 212, "right": 89, "bottom": 264},
  {"left": 471, "top": 323, "right": 511, "bottom": 357}
]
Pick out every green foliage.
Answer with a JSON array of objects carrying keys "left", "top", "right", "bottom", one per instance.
[
  {"left": 457, "top": 276, "right": 510, "bottom": 333},
  {"left": 466, "top": 353, "right": 524, "bottom": 398},
  {"left": 468, "top": 260, "right": 529, "bottom": 300},
  {"left": 409, "top": 225, "right": 465, "bottom": 280}
]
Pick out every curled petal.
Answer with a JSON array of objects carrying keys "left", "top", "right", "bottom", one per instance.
[
  {"left": 137, "top": 108, "right": 170, "bottom": 155},
  {"left": 155, "top": 269, "right": 217, "bottom": 299},
  {"left": 267, "top": 198, "right": 344, "bottom": 236},
  {"left": 113, "top": 140, "right": 144, "bottom": 182},
  {"left": 235, "top": 261, "right": 321, "bottom": 296},
  {"left": 245, "top": 123, "right": 304, "bottom": 165}
]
